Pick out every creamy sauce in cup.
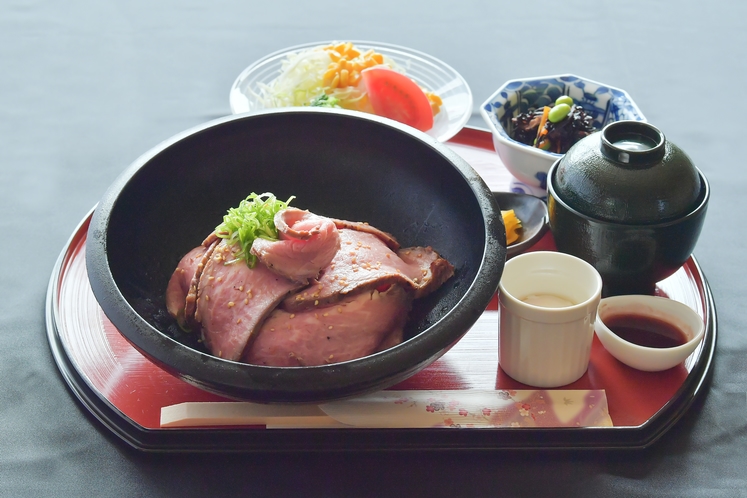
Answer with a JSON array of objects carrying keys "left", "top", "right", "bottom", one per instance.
[{"left": 521, "top": 293, "right": 575, "bottom": 308}]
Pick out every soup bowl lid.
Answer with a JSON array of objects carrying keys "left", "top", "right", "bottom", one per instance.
[{"left": 551, "top": 121, "right": 702, "bottom": 224}]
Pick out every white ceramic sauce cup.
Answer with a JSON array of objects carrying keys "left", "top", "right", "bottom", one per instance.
[
  {"left": 594, "top": 295, "right": 705, "bottom": 372},
  {"left": 499, "top": 251, "right": 603, "bottom": 387}
]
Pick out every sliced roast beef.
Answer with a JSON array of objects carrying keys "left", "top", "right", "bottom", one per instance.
[
  {"left": 250, "top": 208, "right": 340, "bottom": 284},
  {"left": 281, "top": 228, "right": 454, "bottom": 313},
  {"left": 332, "top": 218, "right": 400, "bottom": 251},
  {"left": 182, "top": 238, "right": 220, "bottom": 332},
  {"left": 397, "top": 245, "right": 456, "bottom": 298},
  {"left": 166, "top": 204, "right": 454, "bottom": 367},
  {"left": 242, "top": 285, "right": 413, "bottom": 367},
  {"left": 165, "top": 239, "right": 218, "bottom": 331},
  {"left": 165, "top": 245, "right": 204, "bottom": 326},
  {"left": 195, "top": 240, "right": 304, "bottom": 361}
]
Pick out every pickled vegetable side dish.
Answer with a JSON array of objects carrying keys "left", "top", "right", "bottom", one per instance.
[
  {"left": 502, "top": 210, "right": 523, "bottom": 245},
  {"left": 510, "top": 96, "right": 595, "bottom": 154}
]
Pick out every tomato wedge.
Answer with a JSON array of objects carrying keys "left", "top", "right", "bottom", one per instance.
[{"left": 361, "top": 66, "right": 434, "bottom": 132}]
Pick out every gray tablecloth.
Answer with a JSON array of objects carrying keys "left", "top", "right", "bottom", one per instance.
[{"left": 2, "top": 0, "right": 746, "bottom": 496}]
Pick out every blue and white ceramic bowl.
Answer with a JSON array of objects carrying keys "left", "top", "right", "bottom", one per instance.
[{"left": 480, "top": 74, "right": 646, "bottom": 190}]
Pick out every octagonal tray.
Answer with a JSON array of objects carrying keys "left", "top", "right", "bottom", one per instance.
[{"left": 45, "top": 127, "right": 716, "bottom": 452}]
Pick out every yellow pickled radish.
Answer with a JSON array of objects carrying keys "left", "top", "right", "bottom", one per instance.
[{"left": 502, "top": 210, "right": 523, "bottom": 245}]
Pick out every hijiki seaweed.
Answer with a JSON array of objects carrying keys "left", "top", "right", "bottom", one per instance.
[{"left": 511, "top": 100, "right": 595, "bottom": 154}]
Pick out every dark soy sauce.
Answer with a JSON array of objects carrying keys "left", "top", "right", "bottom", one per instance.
[{"left": 605, "top": 313, "right": 688, "bottom": 349}]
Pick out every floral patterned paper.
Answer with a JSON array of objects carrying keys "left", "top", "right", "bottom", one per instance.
[
  {"left": 320, "top": 389, "right": 612, "bottom": 428},
  {"left": 160, "top": 390, "right": 612, "bottom": 428}
]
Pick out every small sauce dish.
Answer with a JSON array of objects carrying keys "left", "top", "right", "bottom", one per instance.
[
  {"left": 493, "top": 191, "right": 548, "bottom": 257},
  {"left": 594, "top": 295, "right": 705, "bottom": 372}
]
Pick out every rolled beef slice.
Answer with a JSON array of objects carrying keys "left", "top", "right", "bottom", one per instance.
[{"left": 250, "top": 208, "right": 341, "bottom": 284}]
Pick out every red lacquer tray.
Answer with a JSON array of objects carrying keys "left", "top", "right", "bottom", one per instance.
[{"left": 46, "top": 127, "right": 716, "bottom": 452}]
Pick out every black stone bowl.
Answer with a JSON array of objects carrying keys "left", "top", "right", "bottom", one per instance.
[
  {"left": 86, "top": 108, "right": 505, "bottom": 403},
  {"left": 548, "top": 160, "right": 709, "bottom": 297}
]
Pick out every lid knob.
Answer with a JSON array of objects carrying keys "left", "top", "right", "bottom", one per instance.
[{"left": 600, "top": 121, "right": 665, "bottom": 166}]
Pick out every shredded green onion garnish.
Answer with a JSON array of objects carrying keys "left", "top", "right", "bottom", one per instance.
[{"left": 214, "top": 192, "right": 295, "bottom": 268}]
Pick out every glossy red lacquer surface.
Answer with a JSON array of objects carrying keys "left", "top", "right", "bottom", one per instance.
[{"left": 53, "top": 128, "right": 708, "bottom": 431}]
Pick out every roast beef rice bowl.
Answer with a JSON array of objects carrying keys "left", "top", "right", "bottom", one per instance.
[
  {"left": 166, "top": 193, "right": 455, "bottom": 367},
  {"left": 86, "top": 108, "right": 505, "bottom": 402}
]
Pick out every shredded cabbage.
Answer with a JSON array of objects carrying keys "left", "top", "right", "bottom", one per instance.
[
  {"left": 255, "top": 45, "right": 399, "bottom": 112},
  {"left": 257, "top": 49, "right": 333, "bottom": 108}
]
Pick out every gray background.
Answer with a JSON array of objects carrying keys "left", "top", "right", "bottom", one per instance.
[{"left": 2, "top": 0, "right": 745, "bottom": 496}]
